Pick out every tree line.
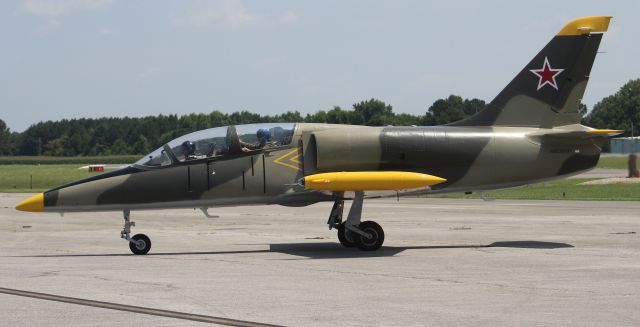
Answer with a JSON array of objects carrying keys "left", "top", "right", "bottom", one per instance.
[
  {"left": 1, "top": 79, "right": 638, "bottom": 156},
  {"left": 0, "top": 96, "right": 486, "bottom": 156}
]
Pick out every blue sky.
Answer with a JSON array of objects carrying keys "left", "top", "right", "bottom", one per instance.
[{"left": 1, "top": 0, "right": 638, "bottom": 131}]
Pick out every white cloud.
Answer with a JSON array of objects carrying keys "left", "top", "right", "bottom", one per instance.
[
  {"left": 18, "top": 0, "right": 113, "bottom": 18},
  {"left": 175, "top": 0, "right": 298, "bottom": 29},
  {"left": 137, "top": 67, "right": 157, "bottom": 81},
  {"left": 17, "top": 0, "right": 113, "bottom": 32},
  {"left": 276, "top": 11, "right": 298, "bottom": 25},
  {"left": 98, "top": 27, "right": 112, "bottom": 35}
]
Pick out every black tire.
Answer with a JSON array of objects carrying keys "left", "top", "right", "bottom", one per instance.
[
  {"left": 337, "top": 222, "right": 356, "bottom": 247},
  {"left": 355, "top": 221, "right": 384, "bottom": 251},
  {"left": 129, "top": 234, "right": 151, "bottom": 255}
]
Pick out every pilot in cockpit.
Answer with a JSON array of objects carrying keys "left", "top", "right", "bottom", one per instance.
[
  {"left": 181, "top": 141, "right": 197, "bottom": 160},
  {"left": 240, "top": 128, "right": 275, "bottom": 152}
]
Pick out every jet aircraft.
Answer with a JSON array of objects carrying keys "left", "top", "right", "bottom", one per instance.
[{"left": 16, "top": 16, "right": 621, "bottom": 254}]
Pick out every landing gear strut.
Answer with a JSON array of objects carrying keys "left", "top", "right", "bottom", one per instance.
[
  {"left": 328, "top": 192, "right": 385, "bottom": 251},
  {"left": 121, "top": 210, "right": 151, "bottom": 255}
]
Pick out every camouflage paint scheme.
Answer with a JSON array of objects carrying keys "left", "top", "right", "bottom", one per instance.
[{"left": 37, "top": 17, "right": 613, "bottom": 213}]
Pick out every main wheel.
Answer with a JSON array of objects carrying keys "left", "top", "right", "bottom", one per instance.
[
  {"left": 337, "top": 222, "right": 356, "bottom": 247},
  {"left": 354, "top": 221, "right": 384, "bottom": 251},
  {"left": 129, "top": 234, "right": 151, "bottom": 255}
]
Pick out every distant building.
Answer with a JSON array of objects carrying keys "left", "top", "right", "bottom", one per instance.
[{"left": 610, "top": 137, "right": 640, "bottom": 154}]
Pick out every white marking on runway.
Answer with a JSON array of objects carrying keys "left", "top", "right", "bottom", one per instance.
[{"left": 0, "top": 287, "right": 282, "bottom": 327}]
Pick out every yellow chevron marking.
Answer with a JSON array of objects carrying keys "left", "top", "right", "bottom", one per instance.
[{"left": 273, "top": 147, "right": 302, "bottom": 171}]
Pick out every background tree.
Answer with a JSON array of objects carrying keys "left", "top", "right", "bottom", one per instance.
[
  {"left": 392, "top": 113, "right": 421, "bottom": 126},
  {"left": 228, "top": 111, "right": 262, "bottom": 125},
  {"left": 0, "top": 98, "right": 475, "bottom": 156},
  {"left": 325, "top": 106, "right": 350, "bottom": 124},
  {"left": 304, "top": 110, "right": 328, "bottom": 123},
  {"left": 583, "top": 79, "right": 640, "bottom": 136},
  {"left": 352, "top": 99, "right": 394, "bottom": 126},
  {"left": 578, "top": 103, "right": 588, "bottom": 117},
  {"left": 462, "top": 98, "right": 487, "bottom": 117},
  {"left": 272, "top": 111, "right": 304, "bottom": 122},
  {"left": 208, "top": 111, "right": 230, "bottom": 127},
  {"left": 0, "top": 119, "right": 13, "bottom": 155},
  {"left": 423, "top": 95, "right": 486, "bottom": 125},
  {"left": 132, "top": 134, "right": 151, "bottom": 155}
]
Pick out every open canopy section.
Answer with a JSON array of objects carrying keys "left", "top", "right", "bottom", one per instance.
[{"left": 135, "top": 123, "right": 296, "bottom": 167}]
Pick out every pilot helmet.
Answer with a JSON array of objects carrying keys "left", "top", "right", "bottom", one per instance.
[
  {"left": 181, "top": 141, "right": 196, "bottom": 155},
  {"left": 257, "top": 128, "right": 270, "bottom": 141}
]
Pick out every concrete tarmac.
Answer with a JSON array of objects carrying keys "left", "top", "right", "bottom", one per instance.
[
  {"left": 570, "top": 168, "right": 628, "bottom": 179},
  {"left": 1, "top": 193, "right": 639, "bottom": 326}
]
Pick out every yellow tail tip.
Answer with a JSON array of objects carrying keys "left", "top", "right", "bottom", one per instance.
[
  {"left": 557, "top": 16, "right": 612, "bottom": 36},
  {"left": 16, "top": 193, "right": 45, "bottom": 212}
]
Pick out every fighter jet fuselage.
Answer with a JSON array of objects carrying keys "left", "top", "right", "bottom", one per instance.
[{"left": 31, "top": 123, "right": 605, "bottom": 213}]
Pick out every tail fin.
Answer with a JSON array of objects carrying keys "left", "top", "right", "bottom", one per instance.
[{"left": 452, "top": 16, "right": 612, "bottom": 128}]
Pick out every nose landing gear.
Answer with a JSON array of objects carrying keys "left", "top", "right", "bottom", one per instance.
[{"left": 121, "top": 210, "right": 151, "bottom": 255}]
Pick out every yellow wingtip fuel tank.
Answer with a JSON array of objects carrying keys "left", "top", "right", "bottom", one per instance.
[{"left": 304, "top": 171, "right": 447, "bottom": 191}]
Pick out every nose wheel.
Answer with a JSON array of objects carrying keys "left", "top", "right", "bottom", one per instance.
[
  {"left": 121, "top": 210, "right": 152, "bottom": 255},
  {"left": 129, "top": 234, "right": 151, "bottom": 255}
]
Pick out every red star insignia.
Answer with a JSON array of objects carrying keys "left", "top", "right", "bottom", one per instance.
[{"left": 529, "top": 57, "right": 564, "bottom": 91}]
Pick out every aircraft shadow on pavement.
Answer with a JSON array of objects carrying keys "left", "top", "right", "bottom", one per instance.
[
  {"left": 267, "top": 240, "right": 573, "bottom": 259},
  {"left": 9, "top": 240, "right": 572, "bottom": 259},
  {"left": 488, "top": 241, "right": 574, "bottom": 249}
]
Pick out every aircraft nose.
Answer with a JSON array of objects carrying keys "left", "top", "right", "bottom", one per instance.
[{"left": 15, "top": 193, "right": 44, "bottom": 212}]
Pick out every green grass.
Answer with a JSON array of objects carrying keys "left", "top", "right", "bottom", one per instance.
[
  {"left": 0, "top": 164, "right": 97, "bottom": 192},
  {"left": 0, "top": 156, "right": 137, "bottom": 192},
  {"left": 596, "top": 156, "right": 629, "bottom": 169},
  {"left": 0, "top": 155, "right": 138, "bottom": 165},
  {"left": 435, "top": 178, "right": 639, "bottom": 201}
]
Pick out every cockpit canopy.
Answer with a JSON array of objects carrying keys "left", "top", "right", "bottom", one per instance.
[{"left": 136, "top": 123, "right": 296, "bottom": 167}]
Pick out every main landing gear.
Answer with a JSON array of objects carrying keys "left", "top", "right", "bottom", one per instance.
[
  {"left": 121, "top": 210, "right": 151, "bottom": 255},
  {"left": 327, "top": 191, "right": 385, "bottom": 251}
]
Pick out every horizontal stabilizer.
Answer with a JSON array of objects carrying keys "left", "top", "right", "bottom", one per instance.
[
  {"left": 529, "top": 128, "right": 624, "bottom": 139},
  {"left": 304, "top": 171, "right": 446, "bottom": 191}
]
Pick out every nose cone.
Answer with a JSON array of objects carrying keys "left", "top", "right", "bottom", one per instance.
[{"left": 16, "top": 193, "right": 45, "bottom": 212}]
